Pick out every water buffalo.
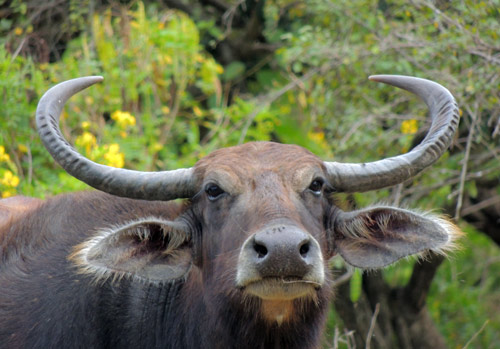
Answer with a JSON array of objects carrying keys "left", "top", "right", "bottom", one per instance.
[{"left": 0, "top": 75, "right": 461, "bottom": 348}]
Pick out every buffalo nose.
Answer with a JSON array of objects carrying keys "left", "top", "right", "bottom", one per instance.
[{"left": 250, "top": 226, "right": 316, "bottom": 278}]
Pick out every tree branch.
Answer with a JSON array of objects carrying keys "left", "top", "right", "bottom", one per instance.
[
  {"left": 461, "top": 195, "right": 500, "bottom": 217},
  {"left": 200, "top": 0, "right": 231, "bottom": 13},
  {"left": 403, "top": 253, "right": 444, "bottom": 312},
  {"left": 455, "top": 102, "right": 480, "bottom": 220},
  {"left": 161, "top": 0, "right": 193, "bottom": 15},
  {"left": 365, "top": 303, "right": 380, "bottom": 349}
]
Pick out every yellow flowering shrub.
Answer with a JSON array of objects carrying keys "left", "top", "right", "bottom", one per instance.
[
  {"left": 0, "top": 145, "right": 10, "bottom": 162},
  {"left": 75, "top": 131, "right": 97, "bottom": 155},
  {"left": 401, "top": 119, "right": 419, "bottom": 135},
  {"left": 111, "top": 111, "right": 136, "bottom": 129},
  {"left": 1, "top": 171, "right": 20, "bottom": 188},
  {"left": 307, "top": 131, "right": 330, "bottom": 152},
  {"left": 103, "top": 144, "right": 125, "bottom": 168},
  {"left": 74, "top": 131, "right": 126, "bottom": 169},
  {"left": 17, "top": 144, "right": 28, "bottom": 154},
  {"left": 0, "top": 146, "right": 20, "bottom": 198}
]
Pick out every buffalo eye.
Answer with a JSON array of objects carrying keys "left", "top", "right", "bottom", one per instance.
[
  {"left": 308, "top": 178, "right": 324, "bottom": 195},
  {"left": 205, "top": 184, "right": 225, "bottom": 201}
]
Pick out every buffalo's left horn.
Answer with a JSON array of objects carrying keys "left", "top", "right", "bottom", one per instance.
[
  {"left": 325, "top": 75, "right": 459, "bottom": 192},
  {"left": 36, "top": 76, "right": 197, "bottom": 201}
]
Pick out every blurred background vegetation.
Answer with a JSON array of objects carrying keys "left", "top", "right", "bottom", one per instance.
[{"left": 0, "top": 0, "right": 499, "bottom": 347}]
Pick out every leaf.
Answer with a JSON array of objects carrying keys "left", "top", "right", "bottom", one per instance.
[
  {"left": 349, "top": 268, "right": 362, "bottom": 303},
  {"left": 222, "top": 61, "right": 245, "bottom": 81}
]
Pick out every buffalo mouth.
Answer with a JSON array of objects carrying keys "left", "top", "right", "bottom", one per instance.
[{"left": 242, "top": 276, "right": 321, "bottom": 300}]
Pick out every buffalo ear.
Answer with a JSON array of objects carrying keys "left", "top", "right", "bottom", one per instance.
[
  {"left": 333, "top": 207, "right": 461, "bottom": 269},
  {"left": 71, "top": 218, "right": 192, "bottom": 283}
]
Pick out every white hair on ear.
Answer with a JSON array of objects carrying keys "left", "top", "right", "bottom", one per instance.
[
  {"left": 69, "top": 217, "right": 190, "bottom": 285},
  {"left": 335, "top": 205, "right": 464, "bottom": 269},
  {"left": 419, "top": 212, "right": 463, "bottom": 256}
]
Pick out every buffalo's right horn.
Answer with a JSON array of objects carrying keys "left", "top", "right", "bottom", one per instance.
[
  {"left": 325, "top": 75, "right": 459, "bottom": 192},
  {"left": 36, "top": 77, "right": 197, "bottom": 201}
]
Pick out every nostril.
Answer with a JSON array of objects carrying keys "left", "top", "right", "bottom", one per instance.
[
  {"left": 253, "top": 242, "right": 268, "bottom": 258},
  {"left": 299, "top": 241, "right": 310, "bottom": 257}
]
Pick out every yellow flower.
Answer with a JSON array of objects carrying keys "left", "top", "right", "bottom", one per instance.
[
  {"left": 81, "top": 121, "right": 91, "bottom": 130},
  {"left": 14, "top": 27, "right": 23, "bottom": 35},
  {"left": 108, "top": 143, "right": 120, "bottom": 153},
  {"left": 2, "top": 190, "right": 15, "bottom": 198},
  {"left": 0, "top": 146, "right": 10, "bottom": 162},
  {"left": 18, "top": 144, "right": 28, "bottom": 154},
  {"left": 103, "top": 143, "right": 125, "bottom": 168},
  {"left": 75, "top": 131, "right": 97, "bottom": 155},
  {"left": 307, "top": 131, "right": 325, "bottom": 143},
  {"left": 162, "top": 55, "right": 173, "bottom": 64},
  {"left": 195, "top": 54, "right": 204, "bottom": 63},
  {"left": 401, "top": 119, "right": 419, "bottom": 135},
  {"left": 151, "top": 142, "right": 163, "bottom": 152},
  {"left": 307, "top": 131, "right": 329, "bottom": 151},
  {"left": 111, "top": 110, "right": 136, "bottom": 129},
  {"left": 193, "top": 106, "right": 203, "bottom": 117},
  {"left": 1, "top": 171, "right": 20, "bottom": 187}
]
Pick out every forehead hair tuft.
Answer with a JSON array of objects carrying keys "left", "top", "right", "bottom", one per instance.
[{"left": 194, "top": 142, "right": 324, "bottom": 178}]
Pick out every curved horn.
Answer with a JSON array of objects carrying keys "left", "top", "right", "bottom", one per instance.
[
  {"left": 36, "top": 76, "right": 197, "bottom": 200},
  {"left": 325, "top": 75, "right": 459, "bottom": 192}
]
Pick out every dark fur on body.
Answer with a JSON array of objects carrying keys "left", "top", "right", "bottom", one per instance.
[{"left": 0, "top": 190, "right": 332, "bottom": 348}]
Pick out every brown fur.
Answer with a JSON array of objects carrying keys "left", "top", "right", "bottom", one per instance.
[{"left": 0, "top": 196, "right": 43, "bottom": 241}]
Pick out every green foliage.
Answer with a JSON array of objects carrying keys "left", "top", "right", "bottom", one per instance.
[
  {"left": 428, "top": 224, "right": 500, "bottom": 347},
  {"left": 0, "top": 45, "right": 54, "bottom": 197}
]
